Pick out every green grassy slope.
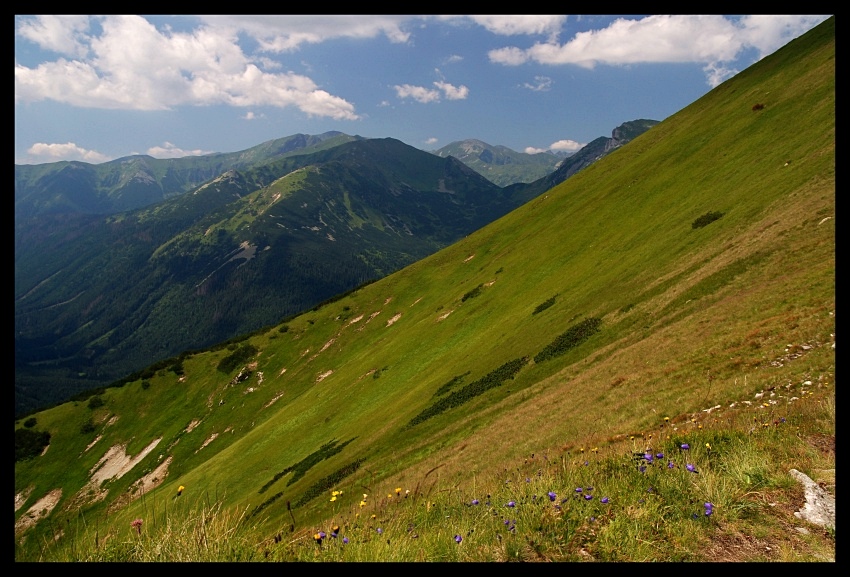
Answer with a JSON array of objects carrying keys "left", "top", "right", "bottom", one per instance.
[{"left": 14, "top": 17, "right": 834, "bottom": 561}]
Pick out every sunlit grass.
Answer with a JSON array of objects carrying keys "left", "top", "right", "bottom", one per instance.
[{"left": 23, "top": 384, "right": 833, "bottom": 562}]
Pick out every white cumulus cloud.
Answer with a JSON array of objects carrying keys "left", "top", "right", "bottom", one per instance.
[
  {"left": 468, "top": 15, "right": 566, "bottom": 38},
  {"left": 434, "top": 81, "right": 469, "bottom": 100},
  {"left": 146, "top": 141, "right": 213, "bottom": 159},
  {"left": 488, "top": 15, "right": 830, "bottom": 87},
  {"left": 394, "top": 84, "right": 441, "bottom": 103},
  {"left": 26, "top": 142, "right": 110, "bottom": 163},
  {"left": 394, "top": 80, "right": 469, "bottom": 103},
  {"left": 15, "top": 15, "right": 360, "bottom": 119},
  {"left": 201, "top": 15, "right": 413, "bottom": 52},
  {"left": 16, "top": 15, "right": 92, "bottom": 58},
  {"left": 549, "top": 139, "right": 584, "bottom": 152}
]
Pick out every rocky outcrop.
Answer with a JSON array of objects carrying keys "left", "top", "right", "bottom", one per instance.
[{"left": 790, "top": 469, "right": 835, "bottom": 529}]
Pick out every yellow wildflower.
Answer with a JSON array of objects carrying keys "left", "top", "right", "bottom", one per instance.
[{"left": 395, "top": 487, "right": 402, "bottom": 495}]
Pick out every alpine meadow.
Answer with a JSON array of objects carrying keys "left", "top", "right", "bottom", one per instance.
[{"left": 14, "top": 17, "right": 834, "bottom": 562}]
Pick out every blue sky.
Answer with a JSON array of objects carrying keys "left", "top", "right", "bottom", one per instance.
[{"left": 14, "top": 15, "right": 830, "bottom": 165}]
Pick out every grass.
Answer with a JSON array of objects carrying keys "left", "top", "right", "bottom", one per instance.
[
  {"left": 15, "top": 17, "right": 834, "bottom": 562},
  {"left": 21, "top": 382, "right": 833, "bottom": 561}
]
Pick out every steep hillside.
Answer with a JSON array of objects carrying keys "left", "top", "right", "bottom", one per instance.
[
  {"left": 14, "top": 17, "right": 834, "bottom": 562},
  {"left": 14, "top": 138, "right": 513, "bottom": 415}
]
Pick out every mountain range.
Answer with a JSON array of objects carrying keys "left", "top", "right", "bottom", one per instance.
[{"left": 15, "top": 120, "right": 655, "bottom": 417}]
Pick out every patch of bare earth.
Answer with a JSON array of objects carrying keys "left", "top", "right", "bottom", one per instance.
[
  {"left": 108, "top": 456, "right": 173, "bottom": 513},
  {"left": 15, "top": 486, "right": 34, "bottom": 512},
  {"left": 15, "top": 488, "right": 62, "bottom": 535},
  {"left": 264, "top": 391, "right": 285, "bottom": 408},
  {"left": 195, "top": 433, "right": 219, "bottom": 453},
  {"left": 702, "top": 530, "right": 782, "bottom": 561},
  {"left": 437, "top": 310, "right": 454, "bottom": 321},
  {"left": 66, "top": 438, "right": 162, "bottom": 511}
]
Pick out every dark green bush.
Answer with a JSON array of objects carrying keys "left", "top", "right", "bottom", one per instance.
[
  {"left": 15, "top": 428, "right": 51, "bottom": 462},
  {"left": 141, "top": 380, "right": 151, "bottom": 390},
  {"left": 80, "top": 419, "right": 96, "bottom": 435},
  {"left": 170, "top": 360, "right": 184, "bottom": 376},
  {"left": 258, "top": 438, "right": 355, "bottom": 493},
  {"left": 87, "top": 395, "right": 105, "bottom": 409},
  {"left": 293, "top": 458, "right": 366, "bottom": 507},
  {"left": 533, "top": 295, "right": 557, "bottom": 315},
  {"left": 461, "top": 284, "right": 483, "bottom": 302},
  {"left": 433, "top": 372, "right": 470, "bottom": 397},
  {"left": 534, "top": 317, "right": 602, "bottom": 363},
  {"left": 407, "top": 357, "right": 529, "bottom": 427},
  {"left": 217, "top": 343, "right": 258, "bottom": 374},
  {"left": 692, "top": 211, "right": 724, "bottom": 229},
  {"left": 23, "top": 417, "right": 37, "bottom": 428}
]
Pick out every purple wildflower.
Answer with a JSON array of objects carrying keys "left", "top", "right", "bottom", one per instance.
[
  {"left": 668, "top": 460, "right": 675, "bottom": 469},
  {"left": 471, "top": 499, "right": 480, "bottom": 505},
  {"left": 601, "top": 497, "right": 609, "bottom": 504},
  {"left": 584, "top": 494, "right": 593, "bottom": 500},
  {"left": 656, "top": 453, "right": 664, "bottom": 459},
  {"left": 507, "top": 501, "right": 516, "bottom": 508},
  {"left": 704, "top": 502, "right": 714, "bottom": 516},
  {"left": 575, "top": 487, "right": 582, "bottom": 493},
  {"left": 686, "top": 464, "right": 698, "bottom": 473},
  {"left": 639, "top": 465, "right": 647, "bottom": 473},
  {"left": 644, "top": 453, "right": 654, "bottom": 463},
  {"left": 376, "top": 528, "right": 383, "bottom": 535},
  {"left": 343, "top": 537, "right": 349, "bottom": 544},
  {"left": 681, "top": 443, "right": 690, "bottom": 450},
  {"left": 526, "top": 477, "right": 531, "bottom": 483},
  {"left": 455, "top": 534, "right": 463, "bottom": 543},
  {"left": 548, "top": 491, "right": 557, "bottom": 502}
]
